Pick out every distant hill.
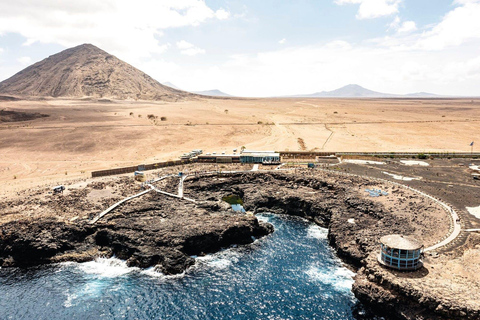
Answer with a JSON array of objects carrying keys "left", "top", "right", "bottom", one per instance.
[
  {"left": 0, "top": 44, "right": 192, "bottom": 101},
  {"left": 303, "top": 84, "right": 392, "bottom": 98},
  {"left": 163, "top": 81, "right": 181, "bottom": 90},
  {"left": 193, "top": 89, "right": 232, "bottom": 97},
  {"left": 403, "top": 92, "right": 439, "bottom": 98},
  {"left": 162, "top": 82, "right": 232, "bottom": 97},
  {"left": 293, "top": 84, "right": 439, "bottom": 98}
]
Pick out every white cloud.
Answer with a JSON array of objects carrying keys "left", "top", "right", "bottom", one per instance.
[
  {"left": 0, "top": 0, "right": 229, "bottom": 61},
  {"left": 388, "top": 16, "right": 401, "bottom": 30},
  {"left": 325, "top": 40, "right": 352, "bottom": 49},
  {"left": 279, "top": 38, "right": 287, "bottom": 44},
  {"left": 17, "top": 56, "right": 31, "bottom": 65},
  {"left": 215, "top": 8, "right": 230, "bottom": 20},
  {"left": 415, "top": 1, "right": 480, "bottom": 50},
  {"left": 176, "top": 40, "right": 194, "bottom": 50},
  {"left": 335, "top": 0, "right": 401, "bottom": 19},
  {"left": 169, "top": 13, "right": 480, "bottom": 97},
  {"left": 180, "top": 47, "right": 206, "bottom": 56},
  {"left": 398, "top": 21, "right": 416, "bottom": 33},
  {"left": 454, "top": 0, "right": 480, "bottom": 4},
  {"left": 389, "top": 17, "right": 416, "bottom": 33},
  {"left": 176, "top": 40, "right": 205, "bottom": 56}
]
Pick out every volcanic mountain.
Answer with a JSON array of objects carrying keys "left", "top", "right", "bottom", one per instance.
[
  {"left": 292, "top": 84, "right": 439, "bottom": 98},
  {"left": 0, "top": 44, "right": 191, "bottom": 101}
]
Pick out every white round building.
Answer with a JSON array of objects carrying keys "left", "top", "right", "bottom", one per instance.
[{"left": 378, "top": 234, "right": 424, "bottom": 271}]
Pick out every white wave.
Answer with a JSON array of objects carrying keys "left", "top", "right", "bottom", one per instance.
[
  {"left": 382, "top": 171, "right": 420, "bottom": 181},
  {"left": 256, "top": 213, "right": 272, "bottom": 223},
  {"left": 77, "top": 257, "right": 137, "bottom": 278},
  {"left": 195, "top": 250, "right": 241, "bottom": 271},
  {"left": 466, "top": 206, "right": 480, "bottom": 220},
  {"left": 342, "top": 159, "right": 385, "bottom": 165},
  {"left": 64, "top": 293, "right": 76, "bottom": 308},
  {"left": 306, "top": 224, "right": 328, "bottom": 240},
  {"left": 64, "top": 280, "right": 116, "bottom": 308},
  {"left": 141, "top": 267, "right": 187, "bottom": 280},
  {"left": 305, "top": 265, "right": 355, "bottom": 292},
  {"left": 400, "top": 160, "right": 429, "bottom": 166}
]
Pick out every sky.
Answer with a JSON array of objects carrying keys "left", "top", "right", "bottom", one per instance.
[{"left": 1, "top": 0, "right": 480, "bottom": 97}]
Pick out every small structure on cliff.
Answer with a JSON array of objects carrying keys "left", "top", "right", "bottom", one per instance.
[
  {"left": 378, "top": 234, "right": 424, "bottom": 271},
  {"left": 240, "top": 151, "right": 280, "bottom": 164}
]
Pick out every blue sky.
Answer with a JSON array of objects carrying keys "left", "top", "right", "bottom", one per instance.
[{"left": 1, "top": 0, "right": 480, "bottom": 96}]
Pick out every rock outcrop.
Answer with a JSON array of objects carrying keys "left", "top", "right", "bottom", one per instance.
[{"left": 0, "top": 193, "right": 271, "bottom": 274}]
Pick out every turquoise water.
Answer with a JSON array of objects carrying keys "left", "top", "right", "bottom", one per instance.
[{"left": 0, "top": 214, "right": 373, "bottom": 320}]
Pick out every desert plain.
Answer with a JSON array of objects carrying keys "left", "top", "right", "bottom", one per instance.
[{"left": 1, "top": 96, "right": 480, "bottom": 194}]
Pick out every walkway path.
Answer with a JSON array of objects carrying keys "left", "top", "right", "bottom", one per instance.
[
  {"left": 91, "top": 174, "right": 193, "bottom": 223},
  {"left": 318, "top": 168, "right": 462, "bottom": 253},
  {"left": 148, "top": 182, "right": 196, "bottom": 203},
  {"left": 274, "top": 163, "right": 285, "bottom": 170},
  {"left": 178, "top": 174, "right": 187, "bottom": 197},
  {"left": 89, "top": 188, "right": 153, "bottom": 224},
  {"left": 90, "top": 165, "right": 462, "bottom": 254}
]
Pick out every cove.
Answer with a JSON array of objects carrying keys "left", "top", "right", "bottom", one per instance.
[{"left": 0, "top": 214, "right": 377, "bottom": 320}]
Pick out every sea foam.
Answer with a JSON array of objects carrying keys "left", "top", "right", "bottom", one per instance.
[
  {"left": 77, "top": 257, "right": 137, "bottom": 278},
  {"left": 306, "top": 224, "right": 328, "bottom": 240},
  {"left": 305, "top": 265, "right": 355, "bottom": 292}
]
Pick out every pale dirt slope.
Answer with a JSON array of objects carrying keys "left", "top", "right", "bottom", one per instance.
[{"left": 0, "top": 44, "right": 191, "bottom": 101}]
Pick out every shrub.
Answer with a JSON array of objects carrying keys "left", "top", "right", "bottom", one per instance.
[
  {"left": 129, "top": 112, "right": 134, "bottom": 116},
  {"left": 147, "top": 114, "right": 156, "bottom": 120},
  {"left": 257, "top": 121, "right": 263, "bottom": 124},
  {"left": 417, "top": 153, "right": 427, "bottom": 159},
  {"left": 160, "top": 116, "right": 167, "bottom": 121}
]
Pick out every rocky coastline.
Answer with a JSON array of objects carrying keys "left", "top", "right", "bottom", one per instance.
[{"left": 0, "top": 170, "right": 474, "bottom": 319}]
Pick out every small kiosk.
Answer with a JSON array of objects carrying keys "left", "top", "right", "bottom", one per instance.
[{"left": 378, "top": 234, "right": 424, "bottom": 271}]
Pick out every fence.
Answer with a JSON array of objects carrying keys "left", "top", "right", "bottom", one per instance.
[
  {"left": 91, "top": 151, "right": 480, "bottom": 178},
  {"left": 91, "top": 159, "right": 195, "bottom": 178}
]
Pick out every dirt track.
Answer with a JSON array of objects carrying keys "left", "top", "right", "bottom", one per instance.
[{"left": 1, "top": 97, "right": 480, "bottom": 195}]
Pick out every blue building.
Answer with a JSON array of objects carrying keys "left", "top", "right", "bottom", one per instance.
[
  {"left": 378, "top": 234, "right": 424, "bottom": 271},
  {"left": 240, "top": 151, "right": 280, "bottom": 164}
]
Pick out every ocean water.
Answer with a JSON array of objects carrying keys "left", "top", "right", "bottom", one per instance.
[{"left": 0, "top": 214, "right": 372, "bottom": 320}]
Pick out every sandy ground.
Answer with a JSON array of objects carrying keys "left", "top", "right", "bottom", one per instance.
[{"left": 1, "top": 97, "right": 480, "bottom": 195}]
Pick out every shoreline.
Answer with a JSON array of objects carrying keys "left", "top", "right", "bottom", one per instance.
[{"left": 0, "top": 167, "right": 478, "bottom": 319}]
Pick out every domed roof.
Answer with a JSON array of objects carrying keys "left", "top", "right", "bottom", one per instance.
[{"left": 380, "top": 234, "right": 423, "bottom": 250}]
